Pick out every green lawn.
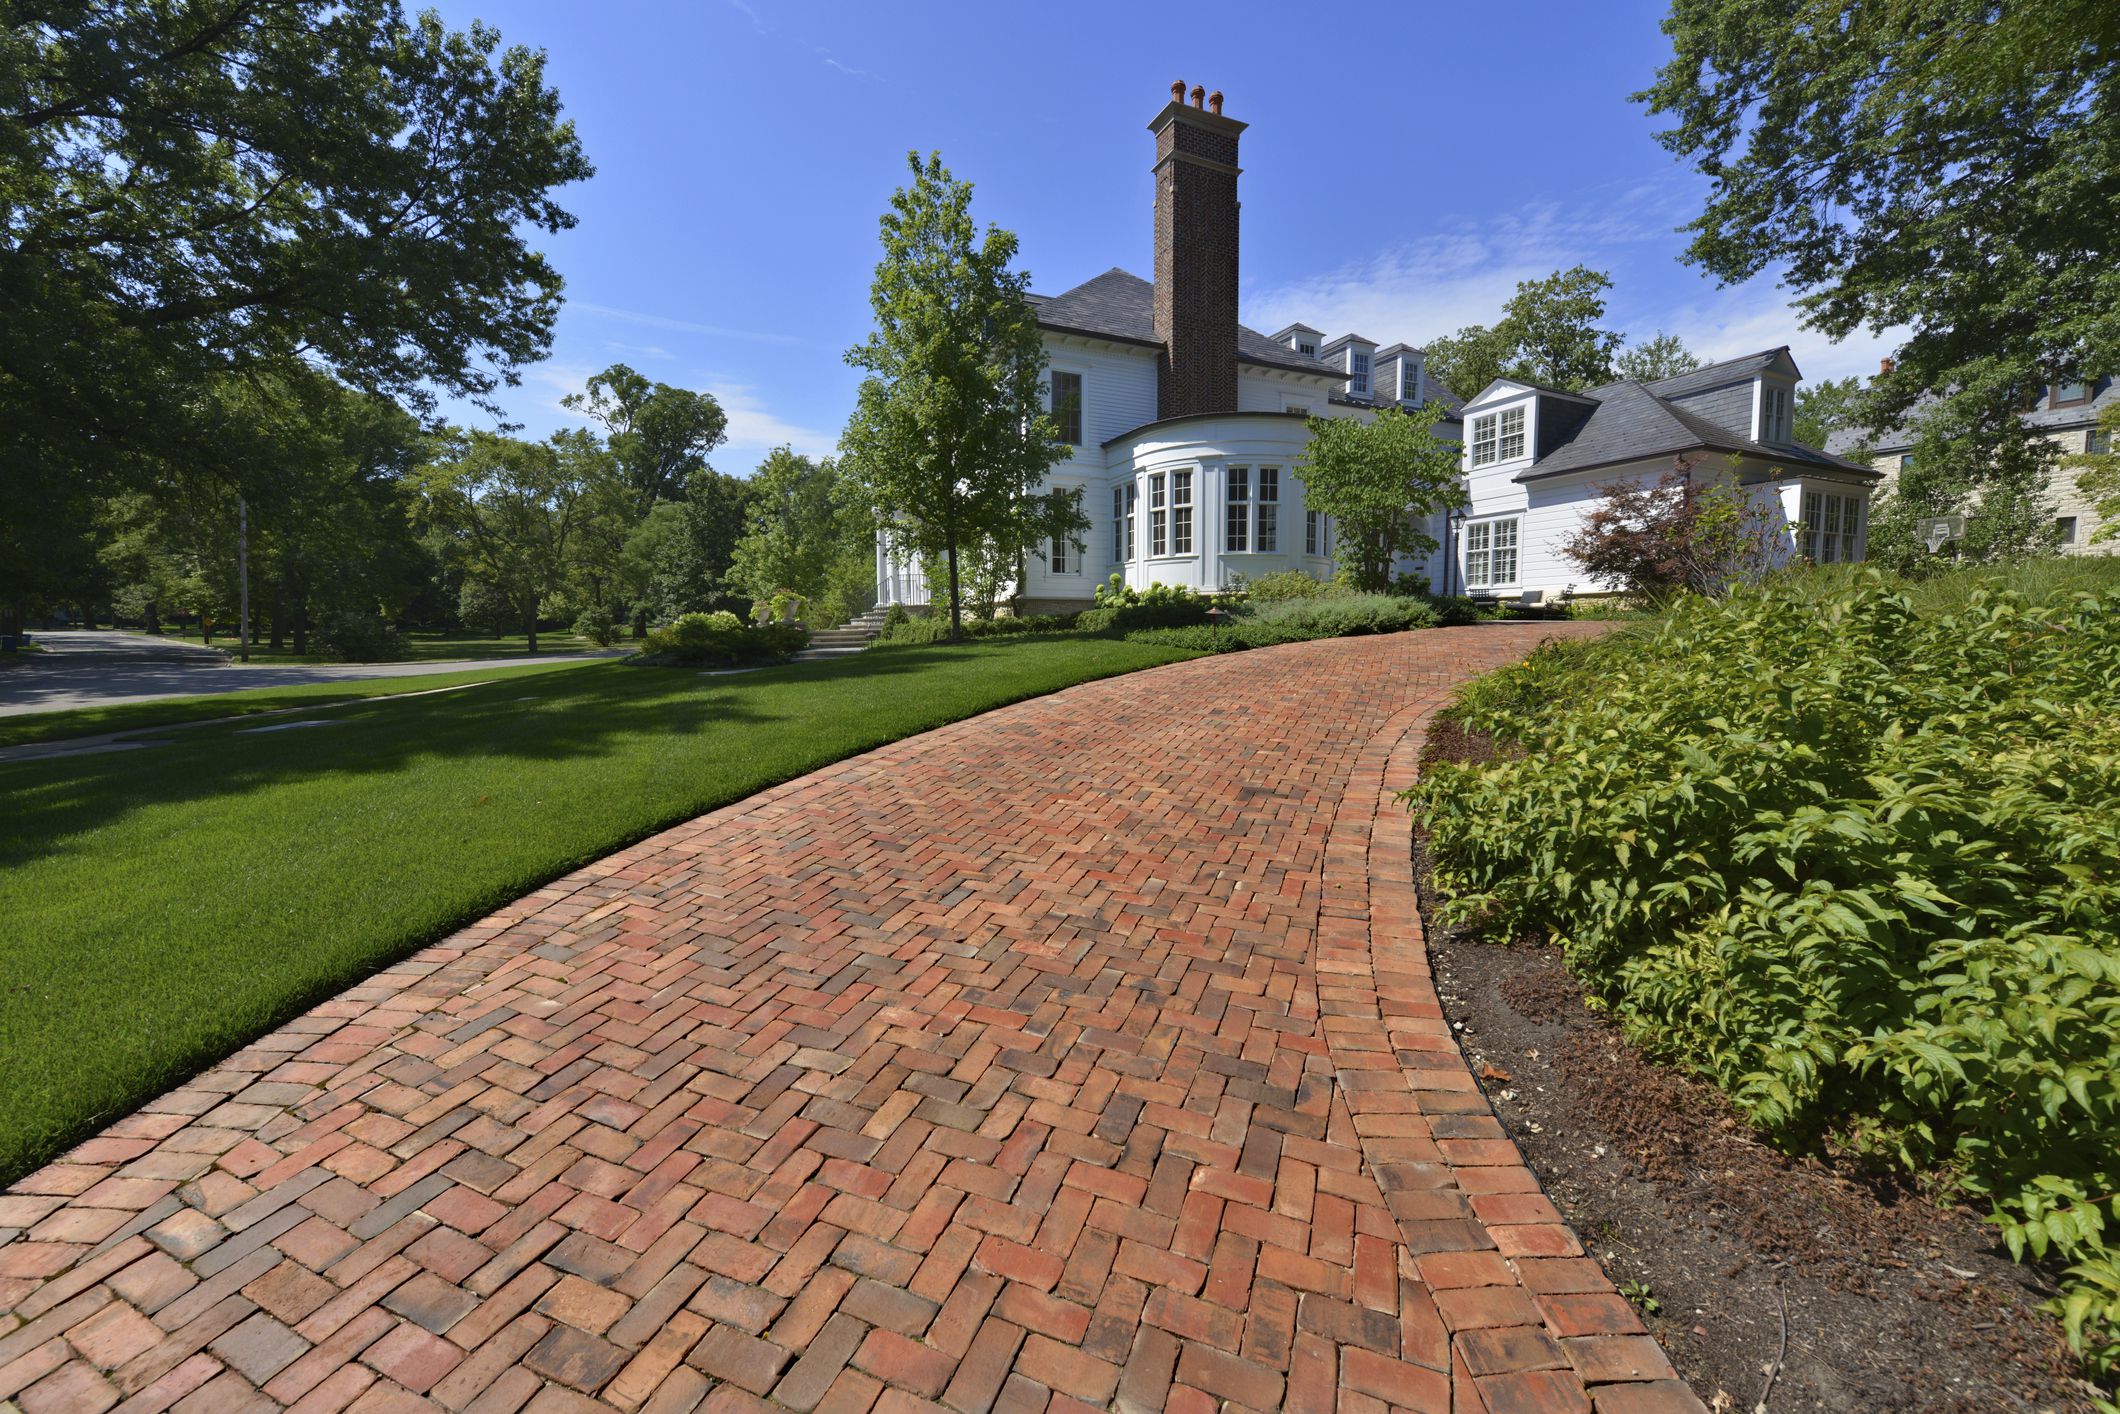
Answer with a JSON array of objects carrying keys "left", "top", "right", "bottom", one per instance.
[
  {"left": 0, "top": 660, "right": 600, "bottom": 749},
  {"left": 0, "top": 635, "right": 1198, "bottom": 1182},
  {"left": 118, "top": 627, "right": 606, "bottom": 665}
]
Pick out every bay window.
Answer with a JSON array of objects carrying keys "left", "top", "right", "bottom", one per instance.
[
  {"left": 1149, "top": 473, "right": 1168, "bottom": 557},
  {"left": 1226, "top": 467, "right": 1250, "bottom": 552},
  {"left": 1172, "top": 470, "right": 1193, "bottom": 555},
  {"left": 1801, "top": 489, "right": 1865, "bottom": 563},
  {"left": 1112, "top": 484, "right": 1136, "bottom": 561},
  {"left": 1257, "top": 468, "right": 1278, "bottom": 552}
]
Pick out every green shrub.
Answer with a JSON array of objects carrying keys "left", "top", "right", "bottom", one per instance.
[
  {"left": 1245, "top": 594, "right": 1436, "bottom": 636},
  {"left": 1412, "top": 573, "right": 2120, "bottom": 1391},
  {"left": 873, "top": 613, "right": 1074, "bottom": 645},
  {"left": 880, "top": 603, "right": 912, "bottom": 631},
  {"left": 1427, "top": 595, "right": 1481, "bottom": 627},
  {"left": 1245, "top": 570, "right": 1343, "bottom": 602},
  {"left": 1086, "top": 574, "right": 1209, "bottom": 630},
  {"left": 312, "top": 611, "right": 408, "bottom": 663},
  {"left": 573, "top": 603, "right": 618, "bottom": 647},
  {"left": 1123, "top": 622, "right": 1306, "bottom": 654},
  {"left": 639, "top": 610, "right": 807, "bottom": 664}
]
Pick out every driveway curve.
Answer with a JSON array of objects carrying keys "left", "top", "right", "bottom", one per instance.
[{"left": 0, "top": 626, "right": 1701, "bottom": 1413}]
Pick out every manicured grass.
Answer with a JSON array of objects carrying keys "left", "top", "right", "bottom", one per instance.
[
  {"left": 0, "top": 661, "right": 599, "bottom": 749},
  {"left": 0, "top": 634, "right": 1198, "bottom": 1182},
  {"left": 118, "top": 627, "right": 604, "bottom": 665}
]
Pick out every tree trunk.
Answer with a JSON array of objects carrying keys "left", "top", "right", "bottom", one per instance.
[
  {"left": 292, "top": 596, "right": 308, "bottom": 657},
  {"left": 631, "top": 607, "right": 649, "bottom": 640},
  {"left": 143, "top": 600, "right": 160, "bottom": 635},
  {"left": 945, "top": 537, "right": 963, "bottom": 641},
  {"left": 524, "top": 597, "right": 539, "bottom": 655}
]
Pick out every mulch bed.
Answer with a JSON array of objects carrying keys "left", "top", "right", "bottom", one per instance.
[{"left": 1413, "top": 718, "right": 2097, "bottom": 1413}]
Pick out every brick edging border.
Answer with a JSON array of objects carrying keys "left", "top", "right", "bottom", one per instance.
[{"left": 1318, "top": 690, "right": 1709, "bottom": 1414}]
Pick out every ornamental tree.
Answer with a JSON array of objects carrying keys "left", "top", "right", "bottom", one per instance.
[
  {"left": 1561, "top": 465, "right": 1778, "bottom": 602},
  {"left": 1297, "top": 404, "right": 1463, "bottom": 592},
  {"left": 839, "top": 153, "right": 1083, "bottom": 639}
]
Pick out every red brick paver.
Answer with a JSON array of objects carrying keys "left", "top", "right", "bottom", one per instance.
[{"left": 0, "top": 628, "right": 1704, "bottom": 1413}]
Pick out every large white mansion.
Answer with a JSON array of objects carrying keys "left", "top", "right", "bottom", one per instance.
[{"left": 875, "top": 86, "right": 1876, "bottom": 612}]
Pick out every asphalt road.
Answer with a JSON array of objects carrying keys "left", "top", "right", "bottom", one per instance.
[{"left": 0, "top": 631, "right": 613, "bottom": 716}]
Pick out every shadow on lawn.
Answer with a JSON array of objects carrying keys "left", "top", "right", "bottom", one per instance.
[{"left": 0, "top": 634, "right": 1165, "bottom": 873}]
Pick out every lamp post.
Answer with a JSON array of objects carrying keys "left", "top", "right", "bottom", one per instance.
[{"left": 1205, "top": 603, "right": 1229, "bottom": 649}]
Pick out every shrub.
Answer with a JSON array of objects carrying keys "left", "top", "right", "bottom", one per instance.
[
  {"left": 1426, "top": 595, "right": 1481, "bottom": 627},
  {"left": 573, "top": 603, "right": 618, "bottom": 647},
  {"left": 1245, "top": 594, "right": 1436, "bottom": 637},
  {"left": 880, "top": 603, "right": 912, "bottom": 631},
  {"left": 638, "top": 610, "right": 807, "bottom": 664},
  {"left": 873, "top": 612, "right": 1075, "bottom": 646},
  {"left": 1412, "top": 574, "right": 2120, "bottom": 1391},
  {"left": 312, "top": 611, "right": 408, "bottom": 662},
  {"left": 1244, "top": 570, "right": 1342, "bottom": 602},
  {"left": 1123, "top": 622, "right": 1306, "bottom": 654},
  {"left": 1085, "top": 574, "right": 1209, "bottom": 630}
]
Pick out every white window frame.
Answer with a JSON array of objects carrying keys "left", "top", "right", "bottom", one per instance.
[
  {"left": 1050, "top": 536, "right": 1072, "bottom": 574},
  {"left": 1257, "top": 467, "right": 1279, "bottom": 552},
  {"left": 1226, "top": 466, "right": 1250, "bottom": 553},
  {"left": 1464, "top": 516, "right": 1521, "bottom": 590},
  {"left": 1496, "top": 407, "right": 1525, "bottom": 461},
  {"left": 1801, "top": 488, "right": 1865, "bottom": 563},
  {"left": 1349, "top": 350, "right": 1371, "bottom": 397},
  {"left": 1471, "top": 414, "right": 1498, "bottom": 467},
  {"left": 1112, "top": 486, "right": 1125, "bottom": 562},
  {"left": 1297, "top": 340, "right": 1316, "bottom": 358},
  {"left": 1400, "top": 359, "right": 1420, "bottom": 402},
  {"left": 1172, "top": 469, "right": 1194, "bottom": 555},
  {"left": 1149, "top": 473, "right": 1168, "bottom": 557},
  {"left": 1759, "top": 382, "right": 1792, "bottom": 443}
]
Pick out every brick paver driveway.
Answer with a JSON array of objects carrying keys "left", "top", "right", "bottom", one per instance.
[{"left": 0, "top": 627, "right": 1701, "bottom": 1414}]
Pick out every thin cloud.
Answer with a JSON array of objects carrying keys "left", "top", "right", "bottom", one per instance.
[
  {"left": 699, "top": 379, "right": 838, "bottom": 468},
  {"left": 726, "top": 0, "right": 883, "bottom": 83},
  {"left": 569, "top": 301, "right": 801, "bottom": 347},
  {"left": 1247, "top": 179, "right": 1900, "bottom": 385}
]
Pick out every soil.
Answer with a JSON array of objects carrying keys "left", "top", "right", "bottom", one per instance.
[{"left": 1415, "top": 718, "right": 2098, "bottom": 1413}]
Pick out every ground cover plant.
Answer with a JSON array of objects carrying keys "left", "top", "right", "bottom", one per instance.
[
  {"left": 634, "top": 609, "right": 806, "bottom": 664},
  {"left": 0, "top": 661, "right": 600, "bottom": 750},
  {"left": 1411, "top": 568, "right": 2120, "bottom": 1395},
  {"left": 1127, "top": 593, "right": 1439, "bottom": 654},
  {"left": 119, "top": 627, "right": 603, "bottom": 665},
  {"left": 0, "top": 635, "right": 1198, "bottom": 1183}
]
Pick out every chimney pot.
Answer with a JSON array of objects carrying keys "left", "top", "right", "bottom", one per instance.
[
  {"left": 1171, "top": 79, "right": 1185, "bottom": 103},
  {"left": 1879, "top": 356, "right": 1895, "bottom": 375},
  {"left": 1190, "top": 84, "right": 1205, "bottom": 108},
  {"left": 1208, "top": 90, "right": 1223, "bottom": 115}
]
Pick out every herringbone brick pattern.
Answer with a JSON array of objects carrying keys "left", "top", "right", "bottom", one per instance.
[{"left": 0, "top": 627, "right": 1703, "bottom": 1414}]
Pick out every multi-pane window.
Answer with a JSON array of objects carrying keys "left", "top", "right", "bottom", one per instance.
[
  {"left": 2089, "top": 429, "right": 2112, "bottom": 456},
  {"left": 1350, "top": 350, "right": 1371, "bottom": 396},
  {"left": 1400, "top": 360, "right": 1420, "bottom": 402},
  {"left": 1306, "top": 509, "right": 1324, "bottom": 556},
  {"left": 1051, "top": 371, "right": 1083, "bottom": 445},
  {"left": 1257, "top": 468, "right": 1279, "bottom": 552},
  {"left": 1464, "top": 517, "right": 1520, "bottom": 589},
  {"left": 1297, "top": 341, "right": 1316, "bottom": 357},
  {"left": 2053, "top": 380, "right": 2092, "bottom": 406},
  {"left": 1050, "top": 536, "right": 1071, "bottom": 574},
  {"left": 1149, "top": 474, "right": 1168, "bottom": 557},
  {"left": 1172, "top": 470, "right": 1194, "bottom": 555},
  {"left": 1800, "top": 489, "right": 1866, "bottom": 563},
  {"left": 1112, "top": 484, "right": 1137, "bottom": 561},
  {"left": 1471, "top": 408, "right": 1526, "bottom": 467},
  {"left": 1761, "top": 384, "right": 1791, "bottom": 442},
  {"left": 1496, "top": 407, "right": 1525, "bottom": 461},
  {"left": 1226, "top": 467, "right": 1250, "bottom": 552}
]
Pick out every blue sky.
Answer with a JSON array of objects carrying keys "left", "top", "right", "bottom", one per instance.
[{"left": 433, "top": 0, "right": 1894, "bottom": 471}]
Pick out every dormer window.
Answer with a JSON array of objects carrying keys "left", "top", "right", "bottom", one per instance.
[
  {"left": 1298, "top": 340, "right": 1316, "bottom": 357},
  {"left": 1469, "top": 406, "right": 1525, "bottom": 467},
  {"left": 1350, "top": 350, "right": 1371, "bottom": 396},
  {"left": 1399, "top": 360, "right": 1420, "bottom": 402},
  {"left": 1760, "top": 383, "right": 1792, "bottom": 442}
]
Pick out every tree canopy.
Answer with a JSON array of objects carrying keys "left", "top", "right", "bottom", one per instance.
[
  {"left": 1297, "top": 404, "right": 1463, "bottom": 592},
  {"left": 1, "top": 0, "right": 591, "bottom": 619},
  {"left": 1614, "top": 332, "right": 1703, "bottom": 383},
  {"left": 1638, "top": 0, "right": 2120, "bottom": 535},
  {"left": 1424, "top": 266, "right": 1625, "bottom": 398},
  {"left": 839, "top": 152, "right": 1081, "bottom": 637}
]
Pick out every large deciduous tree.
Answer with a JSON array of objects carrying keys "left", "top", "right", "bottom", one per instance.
[
  {"left": 839, "top": 153, "right": 1083, "bottom": 639},
  {"left": 1614, "top": 332, "right": 1703, "bottom": 383},
  {"left": 1794, "top": 375, "right": 1865, "bottom": 451},
  {"left": 0, "top": 0, "right": 591, "bottom": 621},
  {"left": 562, "top": 364, "right": 729, "bottom": 516},
  {"left": 1638, "top": 0, "right": 2120, "bottom": 551},
  {"left": 1424, "top": 267, "right": 1625, "bottom": 398},
  {"left": 1298, "top": 405, "right": 1463, "bottom": 592},
  {"left": 729, "top": 447, "right": 874, "bottom": 626},
  {"left": 412, "top": 431, "right": 597, "bottom": 654}
]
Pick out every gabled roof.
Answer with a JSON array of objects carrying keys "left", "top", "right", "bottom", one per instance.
[
  {"left": 1026, "top": 269, "right": 1338, "bottom": 379},
  {"left": 1272, "top": 322, "right": 1323, "bottom": 342},
  {"left": 1512, "top": 372, "right": 1874, "bottom": 483},
  {"left": 1630, "top": 346, "right": 1798, "bottom": 400}
]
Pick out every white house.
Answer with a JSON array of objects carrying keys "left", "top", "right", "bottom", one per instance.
[
  {"left": 1451, "top": 353, "right": 1882, "bottom": 601},
  {"left": 875, "top": 85, "right": 1875, "bottom": 613}
]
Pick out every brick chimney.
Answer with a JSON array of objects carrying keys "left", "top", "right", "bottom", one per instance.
[{"left": 1151, "top": 82, "right": 1245, "bottom": 419}]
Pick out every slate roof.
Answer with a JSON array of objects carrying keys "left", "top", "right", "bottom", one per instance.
[
  {"left": 1824, "top": 378, "right": 2120, "bottom": 456},
  {"left": 1480, "top": 350, "right": 1876, "bottom": 483},
  {"left": 1026, "top": 269, "right": 1343, "bottom": 379}
]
